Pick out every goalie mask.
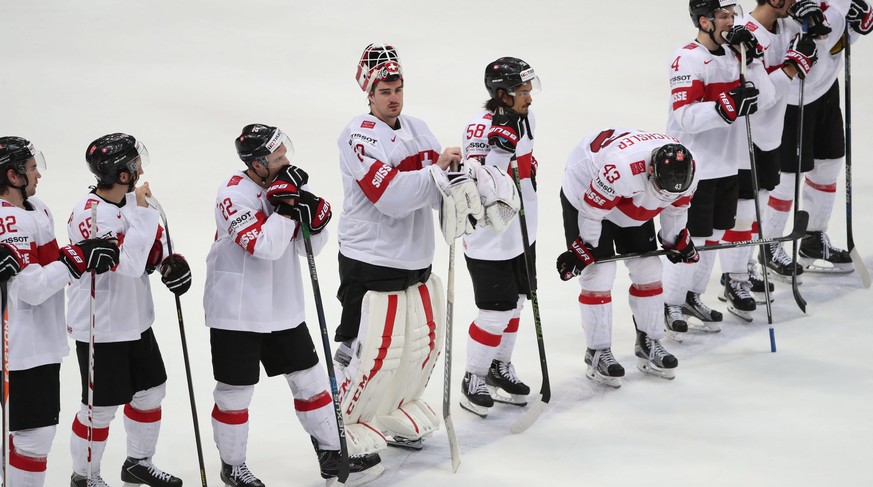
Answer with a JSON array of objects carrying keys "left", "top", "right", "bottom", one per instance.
[{"left": 356, "top": 43, "right": 403, "bottom": 93}]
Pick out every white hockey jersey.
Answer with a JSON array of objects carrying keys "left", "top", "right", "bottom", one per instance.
[
  {"left": 66, "top": 192, "right": 163, "bottom": 343},
  {"left": 561, "top": 129, "right": 700, "bottom": 246},
  {"left": 461, "top": 109, "right": 538, "bottom": 261},
  {"left": 337, "top": 113, "right": 442, "bottom": 270},
  {"left": 2, "top": 197, "right": 70, "bottom": 371},
  {"left": 204, "top": 170, "right": 327, "bottom": 333}
]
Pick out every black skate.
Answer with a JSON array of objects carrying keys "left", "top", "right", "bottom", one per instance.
[
  {"left": 220, "top": 461, "right": 265, "bottom": 487},
  {"left": 681, "top": 291, "right": 722, "bottom": 332},
  {"left": 485, "top": 360, "right": 530, "bottom": 406},
  {"left": 634, "top": 328, "right": 678, "bottom": 380},
  {"left": 584, "top": 348, "right": 625, "bottom": 388},
  {"left": 313, "top": 437, "right": 385, "bottom": 487},
  {"left": 718, "top": 274, "right": 756, "bottom": 322},
  {"left": 723, "top": 263, "right": 774, "bottom": 304},
  {"left": 664, "top": 304, "right": 688, "bottom": 342},
  {"left": 459, "top": 371, "right": 493, "bottom": 418},
  {"left": 120, "top": 457, "right": 182, "bottom": 487},
  {"left": 799, "top": 231, "right": 854, "bottom": 273},
  {"left": 761, "top": 243, "right": 804, "bottom": 283},
  {"left": 71, "top": 473, "right": 111, "bottom": 487}
]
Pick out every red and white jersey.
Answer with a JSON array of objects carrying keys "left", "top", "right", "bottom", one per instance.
[
  {"left": 461, "top": 109, "right": 538, "bottom": 261},
  {"left": 2, "top": 197, "right": 70, "bottom": 371},
  {"left": 337, "top": 113, "right": 442, "bottom": 270},
  {"left": 667, "top": 39, "right": 775, "bottom": 177},
  {"left": 204, "top": 170, "right": 327, "bottom": 333},
  {"left": 561, "top": 129, "right": 699, "bottom": 246},
  {"left": 66, "top": 192, "right": 162, "bottom": 343},
  {"left": 743, "top": 14, "right": 798, "bottom": 151}
]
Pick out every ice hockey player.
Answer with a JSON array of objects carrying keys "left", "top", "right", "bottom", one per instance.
[
  {"left": 765, "top": 0, "right": 871, "bottom": 275},
  {"left": 0, "top": 136, "right": 118, "bottom": 487},
  {"left": 458, "top": 56, "right": 537, "bottom": 418},
  {"left": 558, "top": 130, "right": 698, "bottom": 384},
  {"left": 204, "top": 124, "right": 382, "bottom": 487},
  {"left": 333, "top": 43, "right": 484, "bottom": 459},
  {"left": 663, "top": 0, "right": 777, "bottom": 325},
  {"left": 66, "top": 133, "right": 190, "bottom": 487}
]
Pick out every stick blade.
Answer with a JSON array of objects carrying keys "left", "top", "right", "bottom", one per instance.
[
  {"left": 850, "top": 247, "right": 871, "bottom": 289},
  {"left": 510, "top": 395, "right": 547, "bottom": 434},
  {"left": 444, "top": 415, "right": 461, "bottom": 472}
]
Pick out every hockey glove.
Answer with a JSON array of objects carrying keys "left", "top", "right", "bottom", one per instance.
[
  {"left": 267, "top": 165, "right": 310, "bottom": 203},
  {"left": 848, "top": 0, "right": 873, "bottom": 34},
  {"left": 723, "top": 25, "right": 763, "bottom": 63},
  {"left": 290, "top": 190, "right": 332, "bottom": 234},
  {"left": 0, "top": 243, "right": 24, "bottom": 282},
  {"left": 160, "top": 254, "right": 192, "bottom": 296},
  {"left": 784, "top": 33, "right": 818, "bottom": 79},
  {"left": 487, "top": 107, "right": 521, "bottom": 153},
  {"left": 556, "top": 238, "right": 597, "bottom": 281},
  {"left": 59, "top": 239, "right": 120, "bottom": 279},
  {"left": 715, "top": 82, "right": 759, "bottom": 124},
  {"left": 145, "top": 239, "right": 163, "bottom": 275},
  {"left": 661, "top": 228, "right": 700, "bottom": 264},
  {"left": 789, "top": 0, "right": 832, "bottom": 37}
]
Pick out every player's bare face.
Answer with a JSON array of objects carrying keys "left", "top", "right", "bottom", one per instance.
[
  {"left": 24, "top": 158, "right": 41, "bottom": 197},
  {"left": 712, "top": 7, "right": 737, "bottom": 43},
  {"left": 509, "top": 82, "right": 533, "bottom": 115},
  {"left": 369, "top": 79, "right": 404, "bottom": 125},
  {"left": 773, "top": 0, "right": 796, "bottom": 17}
]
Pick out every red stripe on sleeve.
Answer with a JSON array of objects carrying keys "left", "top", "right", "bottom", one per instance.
[
  {"left": 358, "top": 161, "right": 399, "bottom": 203},
  {"left": 234, "top": 211, "right": 268, "bottom": 254},
  {"left": 36, "top": 239, "right": 61, "bottom": 265}
]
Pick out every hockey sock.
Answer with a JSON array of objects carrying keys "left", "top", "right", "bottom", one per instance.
[
  {"left": 466, "top": 309, "right": 513, "bottom": 376},
  {"left": 71, "top": 406, "right": 115, "bottom": 476},
  {"left": 124, "top": 383, "right": 166, "bottom": 459},
  {"left": 286, "top": 366, "right": 339, "bottom": 451},
  {"left": 494, "top": 316, "right": 520, "bottom": 364},
  {"left": 8, "top": 428, "right": 54, "bottom": 487},
  {"left": 763, "top": 173, "right": 796, "bottom": 238},
  {"left": 662, "top": 239, "right": 701, "bottom": 305},
  {"left": 627, "top": 257, "right": 664, "bottom": 340},
  {"left": 803, "top": 158, "right": 842, "bottom": 232},
  {"left": 578, "top": 261, "right": 617, "bottom": 350},
  {"left": 212, "top": 383, "right": 254, "bottom": 466},
  {"left": 690, "top": 234, "right": 720, "bottom": 295}
]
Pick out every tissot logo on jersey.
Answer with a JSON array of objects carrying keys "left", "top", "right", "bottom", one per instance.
[
  {"left": 227, "top": 210, "right": 254, "bottom": 231},
  {"left": 670, "top": 74, "right": 692, "bottom": 87},
  {"left": 350, "top": 133, "right": 378, "bottom": 146}
]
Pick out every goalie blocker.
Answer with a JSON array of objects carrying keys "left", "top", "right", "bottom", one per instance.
[{"left": 336, "top": 274, "right": 446, "bottom": 458}]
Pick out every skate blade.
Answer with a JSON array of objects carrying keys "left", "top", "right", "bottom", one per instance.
[
  {"left": 585, "top": 367, "right": 622, "bottom": 388},
  {"left": 752, "top": 292, "right": 774, "bottom": 304},
  {"left": 687, "top": 320, "right": 721, "bottom": 333},
  {"left": 636, "top": 358, "right": 676, "bottom": 380},
  {"left": 799, "top": 257, "right": 854, "bottom": 274},
  {"left": 387, "top": 436, "right": 423, "bottom": 450},
  {"left": 342, "top": 464, "right": 386, "bottom": 487},
  {"left": 486, "top": 385, "right": 528, "bottom": 406},
  {"left": 681, "top": 305, "right": 723, "bottom": 323},
  {"left": 725, "top": 304, "right": 754, "bottom": 322},
  {"left": 764, "top": 267, "right": 803, "bottom": 284},
  {"left": 665, "top": 329, "right": 685, "bottom": 342},
  {"left": 459, "top": 398, "right": 490, "bottom": 418}
]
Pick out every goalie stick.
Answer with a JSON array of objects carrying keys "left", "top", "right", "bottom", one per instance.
[{"left": 442, "top": 162, "right": 461, "bottom": 472}]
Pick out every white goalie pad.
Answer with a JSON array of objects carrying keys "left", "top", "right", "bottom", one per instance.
[
  {"left": 467, "top": 159, "right": 520, "bottom": 233},
  {"left": 430, "top": 165, "right": 484, "bottom": 244},
  {"left": 377, "top": 274, "right": 445, "bottom": 440}
]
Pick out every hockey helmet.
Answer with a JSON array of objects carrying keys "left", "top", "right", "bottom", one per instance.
[
  {"left": 235, "top": 124, "right": 294, "bottom": 166},
  {"left": 689, "top": 0, "right": 737, "bottom": 28},
  {"left": 484, "top": 57, "right": 541, "bottom": 99},
  {"left": 651, "top": 143, "right": 695, "bottom": 194},
  {"left": 85, "top": 133, "right": 149, "bottom": 186},
  {"left": 0, "top": 136, "right": 45, "bottom": 176},
  {"left": 356, "top": 43, "right": 403, "bottom": 93}
]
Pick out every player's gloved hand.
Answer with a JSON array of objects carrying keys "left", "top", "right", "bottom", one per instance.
[
  {"left": 723, "top": 25, "right": 763, "bottom": 62},
  {"left": 276, "top": 190, "right": 332, "bottom": 234},
  {"left": 556, "top": 238, "right": 597, "bottom": 281},
  {"left": 59, "top": 239, "right": 120, "bottom": 279},
  {"left": 660, "top": 228, "right": 700, "bottom": 264},
  {"left": 848, "top": 0, "right": 873, "bottom": 34},
  {"left": 0, "top": 243, "right": 24, "bottom": 282},
  {"left": 784, "top": 33, "right": 818, "bottom": 79},
  {"left": 488, "top": 107, "right": 521, "bottom": 153},
  {"left": 160, "top": 253, "right": 192, "bottom": 296},
  {"left": 789, "top": 0, "right": 832, "bottom": 37},
  {"left": 715, "top": 81, "right": 759, "bottom": 124},
  {"left": 267, "top": 165, "right": 310, "bottom": 203}
]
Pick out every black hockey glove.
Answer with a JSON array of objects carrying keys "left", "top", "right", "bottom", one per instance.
[
  {"left": 784, "top": 33, "right": 818, "bottom": 79},
  {"left": 789, "top": 0, "right": 832, "bottom": 37},
  {"left": 715, "top": 82, "right": 759, "bottom": 124},
  {"left": 275, "top": 191, "right": 332, "bottom": 235},
  {"left": 0, "top": 243, "right": 24, "bottom": 282},
  {"left": 723, "top": 25, "right": 763, "bottom": 63},
  {"left": 59, "top": 239, "right": 120, "bottom": 279},
  {"left": 556, "top": 238, "right": 597, "bottom": 281},
  {"left": 267, "top": 165, "right": 310, "bottom": 203},
  {"left": 660, "top": 228, "right": 700, "bottom": 264},
  {"left": 160, "top": 253, "right": 192, "bottom": 296},
  {"left": 487, "top": 107, "right": 521, "bottom": 154},
  {"left": 848, "top": 0, "right": 873, "bottom": 34}
]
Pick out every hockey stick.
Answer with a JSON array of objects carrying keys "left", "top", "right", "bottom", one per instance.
[
  {"left": 299, "top": 224, "right": 350, "bottom": 484},
  {"left": 740, "top": 47, "right": 777, "bottom": 352},
  {"left": 843, "top": 29, "right": 872, "bottom": 289},
  {"left": 442, "top": 162, "right": 460, "bottom": 472},
  {"left": 596, "top": 210, "right": 809, "bottom": 264},
  {"left": 791, "top": 24, "right": 808, "bottom": 313},
  {"left": 146, "top": 196, "right": 208, "bottom": 487},
  {"left": 508, "top": 156, "right": 550, "bottom": 435},
  {"left": 87, "top": 201, "right": 98, "bottom": 483},
  {"left": 1, "top": 281, "right": 9, "bottom": 484}
]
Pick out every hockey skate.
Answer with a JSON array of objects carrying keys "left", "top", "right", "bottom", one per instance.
[
  {"left": 723, "top": 262, "right": 774, "bottom": 304},
  {"left": 386, "top": 435, "right": 423, "bottom": 450},
  {"left": 485, "top": 360, "right": 530, "bottom": 406},
  {"left": 761, "top": 243, "right": 804, "bottom": 283},
  {"left": 634, "top": 328, "right": 678, "bottom": 380},
  {"left": 681, "top": 291, "right": 722, "bottom": 332},
  {"left": 664, "top": 304, "right": 688, "bottom": 342},
  {"left": 220, "top": 461, "right": 265, "bottom": 487},
  {"left": 314, "top": 437, "right": 386, "bottom": 487},
  {"left": 71, "top": 473, "right": 111, "bottom": 487},
  {"left": 718, "top": 274, "right": 756, "bottom": 322},
  {"left": 798, "top": 231, "right": 854, "bottom": 273},
  {"left": 584, "top": 348, "right": 625, "bottom": 388},
  {"left": 459, "top": 371, "right": 493, "bottom": 418},
  {"left": 120, "top": 457, "right": 182, "bottom": 487}
]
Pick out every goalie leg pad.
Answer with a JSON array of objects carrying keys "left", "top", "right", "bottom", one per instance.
[{"left": 431, "top": 165, "right": 483, "bottom": 244}]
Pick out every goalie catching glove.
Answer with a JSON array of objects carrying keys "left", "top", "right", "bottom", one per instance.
[
  {"left": 430, "top": 165, "right": 484, "bottom": 244},
  {"left": 464, "top": 159, "right": 520, "bottom": 233},
  {"left": 59, "top": 239, "right": 120, "bottom": 279}
]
